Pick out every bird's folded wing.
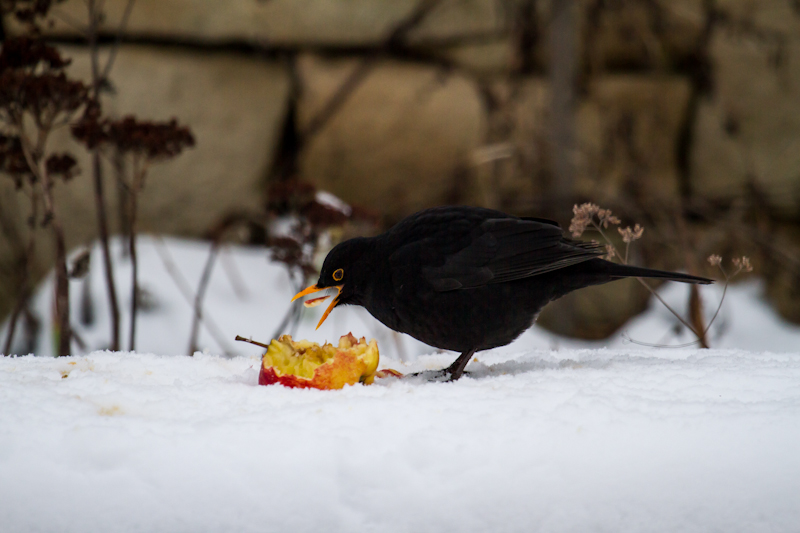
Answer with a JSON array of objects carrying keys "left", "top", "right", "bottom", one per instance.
[{"left": 421, "top": 218, "right": 604, "bottom": 291}]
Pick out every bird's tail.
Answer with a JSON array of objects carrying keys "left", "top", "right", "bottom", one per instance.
[{"left": 599, "top": 260, "right": 713, "bottom": 284}]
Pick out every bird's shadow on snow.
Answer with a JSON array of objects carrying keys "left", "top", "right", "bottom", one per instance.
[
  {"left": 467, "top": 357, "right": 613, "bottom": 379},
  {"left": 398, "top": 355, "right": 615, "bottom": 384}
]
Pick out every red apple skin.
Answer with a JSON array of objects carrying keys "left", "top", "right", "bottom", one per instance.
[
  {"left": 258, "top": 349, "right": 365, "bottom": 389},
  {"left": 258, "top": 366, "right": 316, "bottom": 389}
]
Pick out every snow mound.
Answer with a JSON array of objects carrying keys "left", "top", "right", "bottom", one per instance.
[{"left": 2, "top": 347, "right": 799, "bottom": 532}]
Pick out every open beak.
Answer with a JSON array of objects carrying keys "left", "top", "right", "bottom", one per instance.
[{"left": 291, "top": 284, "right": 343, "bottom": 330}]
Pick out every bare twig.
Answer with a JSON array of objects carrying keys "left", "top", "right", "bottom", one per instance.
[
  {"left": 126, "top": 155, "right": 147, "bottom": 351},
  {"left": 219, "top": 245, "right": 248, "bottom": 300},
  {"left": 621, "top": 334, "right": 701, "bottom": 349},
  {"left": 574, "top": 204, "right": 708, "bottom": 342},
  {"left": 188, "top": 242, "right": 220, "bottom": 355},
  {"left": 17, "top": 118, "right": 72, "bottom": 356},
  {"left": 86, "top": 0, "right": 122, "bottom": 351},
  {"left": 99, "top": 0, "right": 137, "bottom": 83},
  {"left": 2, "top": 189, "right": 38, "bottom": 356},
  {"left": 270, "top": 298, "right": 303, "bottom": 342},
  {"left": 152, "top": 237, "right": 236, "bottom": 354},
  {"left": 234, "top": 335, "right": 270, "bottom": 351}
]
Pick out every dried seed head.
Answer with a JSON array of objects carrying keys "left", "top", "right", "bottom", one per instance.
[
  {"left": 45, "top": 153, "right": 78, "bottom": 181},
  {"left": 618, "top": 224, "right": 644, "bottom": 243},
  {"left": 569, "top": 203, "right": 599, "bottom": 238},
  {"left": 72, "top": 114, "right": 195, "bottom": 160},
  {"left": 597, "top": 208, "right": 621, "bottom": 228},
  {"left": 707, "top": 254, "right": 722, "bottom": 267},
  {"left": 0, "top": 134, "right": 34, "bottom": 185},
  {"left": 0, "top": 37, "right": 70, "bottom": 72},
  {"left": 605, "top": 244, "right": 616, "bottom": 259},
  {"left": 2, "top": 1, "right": 67, "bottom": 28},
  {"left": 733, "top": 256, "right": 753, "bottom": 272}
]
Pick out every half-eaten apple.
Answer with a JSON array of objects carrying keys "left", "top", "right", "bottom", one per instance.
[{"left": 259, "top": 333, "right": 390, "bottom": 389}]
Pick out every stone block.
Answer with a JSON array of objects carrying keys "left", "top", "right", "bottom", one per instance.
[
  {"left": 7, "top": 0, "right": 506, "bottom": 47},
  {"left": 690, "top": 29, "right": 800, "bottom": 216},
  {"left": 500, "top": 74, "right": 690, "bottom": 207},
  {"left": 296, "top": 54, "right": 485, "bottom": 222}
]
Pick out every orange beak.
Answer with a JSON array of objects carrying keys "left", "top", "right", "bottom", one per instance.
[{"left": 292, "top": 284, "right": 343, "bottom": 330}]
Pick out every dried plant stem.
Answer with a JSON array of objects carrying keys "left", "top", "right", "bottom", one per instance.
[
  {"left": 270, "top": 298, "right": 303, "bottom": 342},
  {"left": 2, "top": 190, "right": 38, "bottom": 356},
  {"left": 126, "top": 157, "right": 147, "bottom": 351},
  {"left": 91, "top": 150, "right": 121, "bottom": 349},
  {"left": 702, "top": 286, "right": 728, "bottom": 337},
  {"left": 152, "top": 237, "right": 235, "bottom": 354},
  {"left": 590, "top": 219, "right": 705, "bottom": 340},
  {"left": 188, "top": 242, "right": 220, "bottom": 355},
  {"left": 18, "top": 120, "right": 72, "bottom": 356},
  {"left": 99, "top": 0, "right": 137, "bottom": 82},
  {"left": 220, "top": 246, "right": 248, "bottom": 300},
  {"left": 44, "top": 185, "right": 71, "bottom": 356},
  {"left": 676, "top": 207, "right": 709, "bottom": 348},
  {"left": 86, "top": 0, "right": 121, "bottom": 351},
  {"left": 92, "top": 151, "right": 121, "bottom": 349}
]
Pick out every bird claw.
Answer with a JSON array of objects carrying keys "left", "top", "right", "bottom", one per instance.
[{"left": 409, "top": 369, "right": 468, "bottom": 382}]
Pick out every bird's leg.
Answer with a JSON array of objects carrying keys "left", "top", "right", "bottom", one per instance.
[{"left": 444, "top": 349, "right": 476, "bottom": 381}]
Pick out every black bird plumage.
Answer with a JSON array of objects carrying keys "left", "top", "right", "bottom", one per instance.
[{"left": 294, "top": 206, "right": 713, "bottom": 380}]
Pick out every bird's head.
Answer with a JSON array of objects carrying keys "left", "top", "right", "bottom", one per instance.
[{"left": 291, "top": 237, "right": 372, "bottom": 329}]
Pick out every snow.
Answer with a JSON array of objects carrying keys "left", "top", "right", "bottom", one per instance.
[
  {"left": 2, "top": 348, "right": 800, "bottom": 532},
  {"left": 2, "top": 237, "right": 800, "bottom": 532}
]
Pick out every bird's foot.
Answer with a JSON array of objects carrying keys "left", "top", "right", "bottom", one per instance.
[
  {"left": 409, "top": 369, "right": 467, "bottom": 382},
  {"left": 410, "top": 367, "right": 468, "bottom": 382}
]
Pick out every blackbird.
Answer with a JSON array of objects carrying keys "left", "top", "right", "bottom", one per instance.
[{"left": 293, "top": 206, "right": 712, "bottom": 380}]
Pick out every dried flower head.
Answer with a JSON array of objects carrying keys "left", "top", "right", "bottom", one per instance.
[
  {"left": 597, "top": 208, "right": 621, "bottom": 228},
  {"left": 707, "top": 254, "right": 722, "bottom": 267},
  {"left": 0, "top": 133, "right": 33, "bottom": 186},
  {"left": 106, "top": 116, "right": 195, "bottom": 160},
  {"left": 732, "top": 256, "right": 753, "bottom": 273},
  {"left": 45, "top": 153, "right": 78, "bottom": 181},
  {"left": 71, "top": 115, "right": 195, "bottom": 160},
  {"left": 0, "top": 37, "right": 70, "bottom": 73},
  {"left": 0, "top": 0, "right": 67, "bottom": 28},
  {"left": 605, "top": 244, "right": 616, "bottom": 260},
  {"left": 0, "top": 70, "right": 88, "bottom": 123},
  {"left": 569, "top": 203, "right": 599, "bottom": 238},
  {"left": 618, "top": 224, "right": 644, "bottom": 243}
]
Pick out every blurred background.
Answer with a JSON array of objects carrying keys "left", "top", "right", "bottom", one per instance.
[{"left": 2, "top": 0, "right": 800, "bottom": 356}]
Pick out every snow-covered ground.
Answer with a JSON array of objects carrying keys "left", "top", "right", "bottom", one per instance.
[{"left": 2, "top": 237, "right": 800, "bottom": 532}]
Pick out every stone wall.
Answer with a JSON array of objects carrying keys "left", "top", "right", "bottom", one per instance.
[{"left": 2, "top": 0, "right": 800, "bottom": 332}]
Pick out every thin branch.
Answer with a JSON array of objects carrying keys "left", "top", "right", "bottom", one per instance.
[
  {"left": 100, "top": 0, "right": 137, "bottom": 83},
  {"left": 17, "top": 118, "right": 72, "bottom": 356},
  {"left": 589, "top": 219, "right": 704, "bottom": 339},
  {"left": 636, "top": 277, "right": 703, "bottom": 338},
  {"left": 126, "top": 156, "right": 147, "bottom": 351},
  {"left": 219, "top": 245, "right": 248, "bottom": 300},
  {"left": 234, "top": 335, "right": 270, "bottom": 351},
  {"left": 188, "top": 242, "right": 220, "bottom": 355},
  {"left": 49, "top": 8, "right": 88, "bottom": 33},
  {"left": 152, "top": 237, "right": 236, "bottom": 355},
  {"left": 621, "top": 333, "right": 702, "bottom": 349},
  {"left": 1, "top": 189, "right": 38, "bottom": 356}
]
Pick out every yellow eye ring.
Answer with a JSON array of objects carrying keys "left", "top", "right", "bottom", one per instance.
[{"left": 332, "top": 268, "right": 344, "bottom": 282}]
